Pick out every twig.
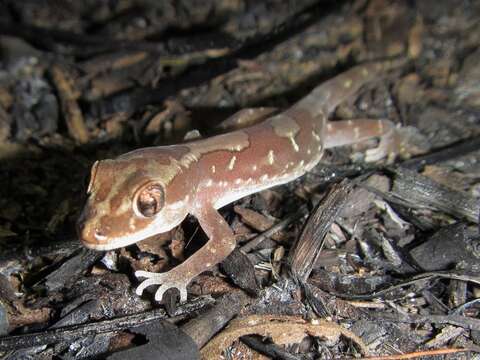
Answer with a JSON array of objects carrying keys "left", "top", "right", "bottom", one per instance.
[
  {"left": 324, "top": 271, "right": 480, "bottom": 301},
  {"left": 371, "top": 312, "right": 480, "bottom": 331},
  {"left": 358, "top": 347, "right": 470, "bottom": 360},
  {"left": 50, "top": 65, "right": 89, "bottom": 144},
  {"left": 0, "top": 297, "right": 212, "bottom": 351},
  {"left": 363, "top": 167, "right": 479, "bottom": 223},
  {"left": 402, "top": 136, "right": 480, "bottom": 170},
  {"left": 240, "top": 205, "right": 309, "bottom": 253}
]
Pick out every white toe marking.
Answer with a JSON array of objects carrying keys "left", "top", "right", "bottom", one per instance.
[
  {"left": 354, "top": 127, "right": 360, "bottom": 138},
  {"left": 289, "top": 137, "right": 299, "bottom": 152},
  {"left": 227, "top": 156, "right": 236, "bottom": 170},
  {"left": 267, "top": 150, "right": 275, "bottom": 165}
]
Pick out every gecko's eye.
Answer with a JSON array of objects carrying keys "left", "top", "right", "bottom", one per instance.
[{"left": 134, "top": 182, "right": 165, "bottom": 217}]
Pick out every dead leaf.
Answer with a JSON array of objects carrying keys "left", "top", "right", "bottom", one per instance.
[{"left": 201, "top": 315, "right": 368, "bottom": 359}]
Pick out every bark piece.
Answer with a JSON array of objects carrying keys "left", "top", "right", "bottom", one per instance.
[
  {"left": 410, "top": 222, "right": 480, "bottom": 271},
  {"left": 44, "top": 248, "right": 103, "bottom": 292},
  {"left": 50, "top": 65, "right": 89, "bottom": 144},
  {"left": 107, "top": 321, "right": 199, "bottom": 360},
  {"left": 289, "top": 180, "right": 354, "bottom": 282},
  {"left": 221, "top": 249, "right": 260, "bottom": 296}
]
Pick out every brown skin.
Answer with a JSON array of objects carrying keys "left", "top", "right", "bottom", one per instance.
[{"left": 78, "top": 60, "right": 406, "bottom": 302}]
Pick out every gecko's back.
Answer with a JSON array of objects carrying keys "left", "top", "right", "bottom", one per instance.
[{"left": 189, "top": 107, "right": 324, "bottom": 209}]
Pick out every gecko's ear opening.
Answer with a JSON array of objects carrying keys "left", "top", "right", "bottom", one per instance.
[{"left": 134, "top": 182, "right": 165, "bottom": 217}]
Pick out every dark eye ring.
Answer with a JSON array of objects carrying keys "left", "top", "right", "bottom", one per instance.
[{"left": 134, "top": 182, "right": 165, "bottom": 217}]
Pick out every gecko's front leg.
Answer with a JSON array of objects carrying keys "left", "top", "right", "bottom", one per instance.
[{"left": 136, "top": 205, "right": 236, "bottom": 302}]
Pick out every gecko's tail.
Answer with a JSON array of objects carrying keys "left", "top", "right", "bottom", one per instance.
[{"left": 293, "top": 57, "right": 409, "bottom": 118}]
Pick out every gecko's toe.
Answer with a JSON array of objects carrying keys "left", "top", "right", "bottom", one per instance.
[
  {"left": 154, "top": 284, "right": 169, "bottom": 302},
  {"left": 179, "top": 286, "right": 188, "bottom": 303},
  {"left": 135, "top": 270, "right": 167, "bottom": 296},
  {"left": 135, "top": 270, "right": 156, "bottom": 278},
  {"left": 365, "top": 147, "right": 389, "bottom": 162},
  {"left": 136, "top": 277, "right": 159, "bottom": 295},
  {"left": 134, "top": 270, "right": 188, "bottom": 303}
]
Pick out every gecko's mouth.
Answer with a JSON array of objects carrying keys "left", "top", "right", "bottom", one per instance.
[
  {"left": 80, "top": 232, "right": 148, "bottom": 251},
  {"left": 76, "top": 203, "right": 149, "bottom": 251},
  {"left": 76, "top": 216, "right": 116, "bottom": 251},
  {"left": 77, "top": 214, "right": 163, "bottom": 251}
]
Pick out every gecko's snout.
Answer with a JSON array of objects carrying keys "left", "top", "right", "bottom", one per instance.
[{"left": 77, "top": 205, "right": 104, "bottom": 249}]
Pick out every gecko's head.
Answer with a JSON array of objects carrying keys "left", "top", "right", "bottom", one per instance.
[{"left": 77, "top": 154, "right": 193, "bottom": 251}]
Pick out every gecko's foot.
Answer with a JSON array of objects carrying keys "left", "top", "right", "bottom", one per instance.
[
  {"left": 135, "top": 270, "right": 188, "bottom": 303},
  {"left": 365, "top": 128, "right": 398, "bottom": 163},
  {"left": 365, "top": 126, "right": 429, "bottom": 163}
]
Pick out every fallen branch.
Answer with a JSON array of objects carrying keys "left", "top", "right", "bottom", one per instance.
[
  {"left": 0, "top": 297, "right": 212, "bottom": 351},
  {"left": 289, "top": 179, "right": 354, "bottom": 282},
  {"left": 359, "top": 347, "right": 470, "bottom": 360}
]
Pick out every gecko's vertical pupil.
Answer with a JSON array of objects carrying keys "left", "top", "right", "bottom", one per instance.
[{"left": 137, "top": 184, "right": 164, "bottom": 217}]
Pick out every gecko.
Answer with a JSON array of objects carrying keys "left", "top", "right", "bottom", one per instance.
[{"left": 77, "top": 60, "right": 407, "bottom": 302}]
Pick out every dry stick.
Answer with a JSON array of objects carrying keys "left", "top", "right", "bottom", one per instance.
[
  {"left": 289, "top": 180, "right": 354, "bottom": 282},
  {"left": 240, "top": 205, "right": 309, "bottom": 253},
  {"left": 358, "top": 347, "right": 470, "bottom": 360},
  {"left": 371, "top": 312, "right": 480, "bottom": 332},
  {"left": 185, "top": 187, "right": 345, "bottom": 350},
  {"left": 402, "top": 136, "right": 480, "bottom": 171},
  {"left": 325, "top": 271, "right": 480, "bottom": 301},
  {"left": 0, "top": 297, "right": 212, "bottom": 351},
  {"left": 363, "top": 167, "right": 479, "bottom": 224},
  {"left": 50, "top": 65, "right": 90, "bottom": 144},
  {"left": 391, "top": 167, "right": 479, "bottom": 223}
]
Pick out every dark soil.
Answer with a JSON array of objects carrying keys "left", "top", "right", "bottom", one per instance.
[{"left": 0, "top": 1, "right": 479, "bottom": 359}]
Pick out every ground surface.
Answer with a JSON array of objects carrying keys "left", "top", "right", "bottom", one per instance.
[{"left": 0, "top": 0, "right": 479, "bottom": 359}]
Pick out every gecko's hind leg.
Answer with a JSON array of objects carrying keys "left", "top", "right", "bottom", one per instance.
[
  {"left": 323, "top": 119, "right": 401, "bottom": 162},
  {"left": 365, "top": 125, "right": 430, "bottom": 162},
  {"left": 323, "top": 118, "right": 428, "bottom": 162}
]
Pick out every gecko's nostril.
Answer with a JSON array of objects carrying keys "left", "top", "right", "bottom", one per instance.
[
  {"left": 77, "top": 205, "right": 102, "bottom": 246},
  {"left": 94, "top": 227, "right": 107, "bottom": 241},
  {"left": 87, "top": 207, "right": 97, "bottom": 218}
]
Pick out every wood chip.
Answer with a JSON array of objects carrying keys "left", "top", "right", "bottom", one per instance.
[{"left": 50, "top": 65, "right": 89, "bottom": 144}]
